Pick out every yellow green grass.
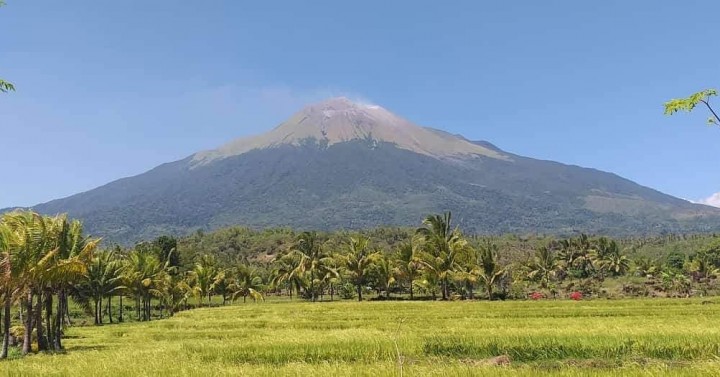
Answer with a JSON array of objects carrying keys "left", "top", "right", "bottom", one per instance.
[{"left": 5, "top": 298, "right": 720, "bottom": 376}]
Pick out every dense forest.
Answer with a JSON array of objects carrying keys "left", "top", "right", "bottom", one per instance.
[{"left": 2, "top": 209, "right": 720, "bottom": 358}]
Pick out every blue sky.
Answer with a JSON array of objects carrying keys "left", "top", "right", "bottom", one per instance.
[{"left": 1, "top": 0, "right": 718, "bottom": 208}]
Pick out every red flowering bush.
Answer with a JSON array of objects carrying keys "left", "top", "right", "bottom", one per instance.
[
  {"left": 530, "top": 291, "right": 544, "bottom": 300},
  {"left": 569, "top": 291, "right": 583, "bottom": 301}
]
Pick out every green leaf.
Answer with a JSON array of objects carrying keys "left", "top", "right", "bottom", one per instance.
[
  {"left": 0, "top": 79, "right": 14, "bottom": 93},
  {"left": 664, "top": 89, "right": 717, "bottom": 115}
]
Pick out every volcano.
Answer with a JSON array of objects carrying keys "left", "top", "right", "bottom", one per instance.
[{"left": 20, "top": 97, "right": 720, "bottom": 243}]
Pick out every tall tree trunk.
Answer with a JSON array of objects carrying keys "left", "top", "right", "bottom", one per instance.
[
  {"left": 119, "top": 295, "right": 124, "bottom": 323},
  {"left": 109, "top": 296, "right": 114, "bottom": 324},
  {"left": 22, "top": 292, "right": 33, "bottom": 355},
  {"left": 63, "top": 294, "right": 72, "bottom": 327},
  {"left": 310, "top": 272, "right": 316, "bottom": 302},
  {"left": 441, "top": 279, "right": 448, "bottom": 300},
  {"left": 53, "top": 290, "right": 63, "bottom": 350},
  {"left": 35, "top": 291, "right": 47, "bottom": 351},
  {"left": 44, "top": 291, "right": 54, "bottom": 349},
  {"left": 1, "top": 292, "right": 11, "bottom": 358},
  {"left": 409, "top": 280, "right": 414, "bottom": 300},
  {"left": 357, "top": 284, "right": 363, "bottom": 301},
  {"left": 94, "top": 298, "right": 100, "bottom": 325},
  {"left": 487, "top": 283, "right": 493, "bottom": 301}
]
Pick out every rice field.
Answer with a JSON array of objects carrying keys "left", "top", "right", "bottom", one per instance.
[{"left": 5, "top": 298, "right": 720, "bottom": 376}]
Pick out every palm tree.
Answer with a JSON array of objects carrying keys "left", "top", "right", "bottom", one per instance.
[
  {"left": 4, "top": 211, "right": 55, "bottom": 353},
  {"left": 231, "top": 265, "right": 264, "bottom": 303},
  {"left": 393, "top": 242, "right": 423, "bottom": 300},
  {"left": 557, "top": 235, "right": 594, "bottom": 280},
  {"left": 342, "top": 236, "right": 379, "bottom": 301},
  {"left": 592, "top": 238, "right": 629, "bottom": 278},
  {"left": 416, "top": 212, "right": 468, "bottom": 300},
  {"left": 599, "top": 252, "right": 630, "bottom": 278},
  {"left": 165, "top": 277, "right": 193, "bottom": 314},
  {"left": 288, "top": 232, "right": 333, "bottom": 302},
  {"left": 270, "top": 255, "right": 304, "bottom": 299},
  {"left": 2, "top": 211, "right": 97, "bottom": 355},
  {"left": 47, "top": 216, "right": 98, "bottom": 348},
  {"left": 475, "top": 242, "right": 506, "bottom": 300},
  {"left": 372, "top": 255, "right": 395, "bottom": 299},
  {"left": 0, "top": 220, "right": 17, "bottom": 359},
  {"left": 212, "top": 271, "right": 233, "bottom": 305},
  {"left": 690, "top": 250, "right": 720, "bottom": 280},
  {"left": 633, "top": 256, "right": 658, "bottom": 278},
  {"left": 75, "top": 250, "right": 124, "bottom": 325},
  {"left": 527, "top": 246, "right": 560, "bottom": 289},
  {"left": 124, "top": 250, "right": 168, "bottom": 321},
  {"left": 189, "top": 255, "right": 221, "bottom": 306}
]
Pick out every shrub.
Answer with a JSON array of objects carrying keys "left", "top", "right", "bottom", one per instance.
[
  {"left": 530, "top": 292, "right": 544, "bottom": 300},
  {"left": 338, "top": 282, "right": 357, "bottom": 300}
]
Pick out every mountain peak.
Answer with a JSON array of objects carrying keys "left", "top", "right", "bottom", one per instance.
[
  {"left": 305, "top": 96, "right": 362, "bottom": 110},
  {"left": 298, "top": 97, "right": 393, "bottom": 124},
  {"left": 191, "top": 98, "right": 509, "bottom": 165}
]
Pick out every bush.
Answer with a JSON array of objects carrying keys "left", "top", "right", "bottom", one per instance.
[
  {"left": 530, "top": 292, "right": 544, "bottom": 300},
  {"left": 338, "top": 283, "right": 356, "bottom": 300}
]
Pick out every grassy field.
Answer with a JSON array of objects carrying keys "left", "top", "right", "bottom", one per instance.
[{"left": 5, "top": 298, "right": 720, "bottom": 376}]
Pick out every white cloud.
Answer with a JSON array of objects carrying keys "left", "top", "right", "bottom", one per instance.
[{"left": 698, "top": 192, "right": 720, "bottom": 208}]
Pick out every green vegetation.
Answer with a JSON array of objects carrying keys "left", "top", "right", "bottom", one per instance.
[
  {"left": 4, "top": 208, "right": 720, "bottom": 376},
  {"left": 0, "top": 1, "right": 13, "bottom": 94},
  {"left": 665, "top": 88, "right": 719, "bottom": 126},
  {"left": 5, "top": 299, "right": 720, "bottom": 376}
]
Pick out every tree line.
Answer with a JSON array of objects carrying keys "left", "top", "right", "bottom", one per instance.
[
  {"left": 0, "top": 210, "right": 264, "bottom": 358},
  {"left": 3, "top": 209, "right": 720, "bottom": 359}
]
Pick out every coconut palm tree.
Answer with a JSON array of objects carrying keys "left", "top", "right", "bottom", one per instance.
[
  {"left": 416, "top": 212, "right": 468, "bottom": 300},
  {"left": 124, "top": 250, "right": 169, "bottom": 321},
  {"left": 690, "top": 249, "right": 720, "bottom": 280},
  {"left": 3, "top": 211, "right": 56, "bottom": 353},
  {"left": 372, "top": 254, "right": 395, "bottom": 299},
  {"left": 75, "top": 250, "right": 124, "bottom": 325},
  {"left": 231, "top": 265, "right": 264, "bottom": 303},
  {"left": 393, "top": 241, "right": 423, "bottom": 300},
  {"left": 270, "top": 255, "right": 304, "bottom": 299},
  {"left": 189, "top": 255, "right": 221, "bottom": 306},
  {"left": 165, "top": 277, "right": 193, "bottom": 314},
  {"left": 0, "top": 220, "right": 17, "bottom": 359},
  {"left": 212, "top": 271, "right": 233, "bottom": 305},
  {"left": 527, "top": 245, "right": 561, "bottom": 289},
  {"left": 46, "top": 216, "right": 98, "bottom": 349},
  {"left": 288, "top": 232, "right": 333, "bottom": 302},
  {"left": 1, "top": 211, "right": 97, "bottom": 354},
  {"left": 633, "top": 256, "right": 659, "bottom": 278},
  {"left": 604, "top": 252, "right": 631, "bottom": 277},
  {"left": 557, "top": 235, "right": 594, "bottom": 280},
  {"left": 342, "top": 236, "right": 379, "bottom": 301},
  {"left": 592, "top": 238, "right": 629, "bottom": 279},
  {"left": 475, "top": 241, "right": 506, "bottom": 300}
]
